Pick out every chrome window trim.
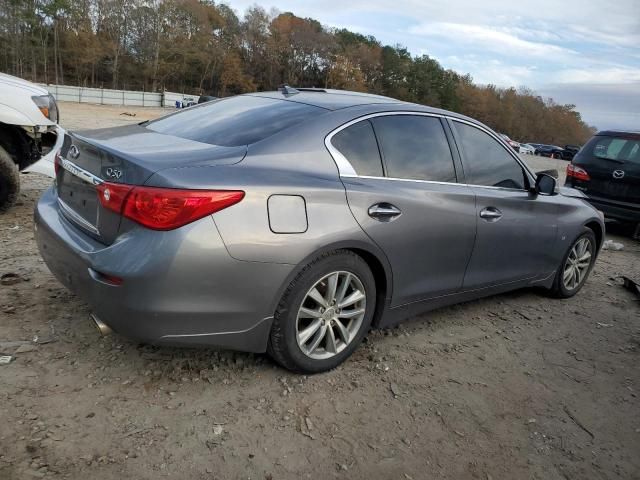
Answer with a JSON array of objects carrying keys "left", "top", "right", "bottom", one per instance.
[
  {"left": 341, "top": 174, "right": 533, "bottom": 193},
  {"left": 60, "top": 157, "right": 104, "bottom": 186},
  {"left": 58, "top": 197, "right": 101, "bottom": 235},
  {"left": 341, "top": 174, "right": 463, "bottom": 188},
  {"left": 324, "top": 111, "right": 536, "bottom": 192}
]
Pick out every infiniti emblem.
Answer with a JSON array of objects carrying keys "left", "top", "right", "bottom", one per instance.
[
  {"left": 612, "top": 170, "right": 625, "bottom": 179},
  {"left": 68, "top": 145, "right": 80, "bottom": 159}
]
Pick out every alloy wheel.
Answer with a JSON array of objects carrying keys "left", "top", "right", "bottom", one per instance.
[
  {"left": 296, "top": 271, "right": 367, "bottom": 360},
  {"left": 562, "top": 237, "right": 592, "bottom": 290}
]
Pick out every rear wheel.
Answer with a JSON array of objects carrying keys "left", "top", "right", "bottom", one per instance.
[
  {"left": 268, "top": 250, "right": 376, "bottom": 373},
  {"left": 0, "top": 145, "right": 19, "bottom": 212},
  {"left": 549, "top": 228, "right": 596, "bottom": 298}
]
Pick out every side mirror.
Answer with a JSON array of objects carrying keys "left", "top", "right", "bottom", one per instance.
[{"left": 535, "top": 173, "right": 557, "bottom": 195}]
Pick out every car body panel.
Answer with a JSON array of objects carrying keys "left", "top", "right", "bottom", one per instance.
[
  {"left": 23, "top": 125, "right": 65, "bottom": 178},
  {"left": 33, "top": 90, "right": 606, "bottom": 352},
  {"left": 342, "top": 175, "right": 477, "bottom": 305},
  {"left": 34, "top": 186, "right": 293, "bottom": 351},
  {"left": 462, "top": 186, "right": 559, "bottom": 288},
  {"left": 0, "top": 72, "right": 56, "bottom": 126}
]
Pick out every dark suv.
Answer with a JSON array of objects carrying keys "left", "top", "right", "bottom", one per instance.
[{"left": 565, "top": 130, "right": 639, "bottom": 229}]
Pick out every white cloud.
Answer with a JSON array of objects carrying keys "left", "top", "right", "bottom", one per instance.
[
  {"left": 555, "top": 67, "right": 640, "bottom": 84},
  {"left": 439, "top": 55, "right": 536, "bottom": 86},
  {"left": 567, "top": 24, "right": 640, "bottom": 49},
  {"left": 409, "top": 22, "right": 577, "bottom": 58}
]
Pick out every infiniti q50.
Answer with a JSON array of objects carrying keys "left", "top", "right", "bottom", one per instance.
[{"left": 34, "top": 87, "right": 604, "bottom": 372}]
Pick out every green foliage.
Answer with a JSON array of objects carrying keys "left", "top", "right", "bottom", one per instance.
[{"left": 0, "top": 0, "right": 595, "bottom": 144}]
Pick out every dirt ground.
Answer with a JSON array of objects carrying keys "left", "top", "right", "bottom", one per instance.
[
  {"left": 1, "top": 103, "right": 639, "bottom": 480},
  {"left": 57, "top": 101, "right": 172, "bottom": 130}
]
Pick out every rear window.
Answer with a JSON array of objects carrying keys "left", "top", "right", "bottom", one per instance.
[
  {"left": 146, "top": 95, "right": 325, "bottom": 147},
  {"left": 584, "top": 136, "right": 640, "bottom": 165}
]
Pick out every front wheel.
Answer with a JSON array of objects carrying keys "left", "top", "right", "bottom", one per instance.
[
  {"left": 268, "top": 250, "right": 376, "bottom": 373},
  {"left": 549, "top": 229, "right": 597, "bottom": 298},
  {"left": 0, "top": 145, "right": 19, "bottom": 212}
]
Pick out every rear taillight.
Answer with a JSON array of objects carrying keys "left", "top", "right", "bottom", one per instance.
[
  {"left": 96, "top": 182, "right": 244, "bottom": 231},
  {"left": 96, "top": 182, "right": 133, "bottom": 214},
  {"left": 566, "top": 164, "right": 590, "bottom": 181}
]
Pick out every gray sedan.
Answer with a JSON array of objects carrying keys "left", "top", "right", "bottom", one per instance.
[{"left": 34, "top": 87, "right": 604, "bottom": 372}]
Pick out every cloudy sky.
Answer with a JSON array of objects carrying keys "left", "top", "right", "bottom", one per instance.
[{"left": 223, "top": 0, "right": 640, "bottom": 130}]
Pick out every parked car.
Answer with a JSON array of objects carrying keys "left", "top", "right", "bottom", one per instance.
[
  {"left": 34, "top": 88, "right": 604, "bottom": 373},
  {"left": 537, "top": 144, "right": 565, "bottom": 159},
  {"left": 0, "top": 73, "right": 62, "bottom": 210},
  {"left": 519, "top": 143, "right": 536, "bottom": 155},
  {"left": 198, "top": 95, "right": 217, "bottom": 104},
  {"left": 526, "top": 143, "right": 542, "bottom": 154},
  {"left": 562, "top": 144, "right": 581, "bottom": 160},
  {"left": 565, "top": 130, "right": 639, "bottom": 231},
  {"left": 499, "top": 133, "right": 520, "bottom": 151}
]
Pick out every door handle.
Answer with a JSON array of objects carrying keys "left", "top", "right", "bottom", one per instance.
[
  {"left": 479, "top": 207, "right": 502, "bottom": 221},
  {"left": 368, "top": 203, "right": 402, "bottom": 220}
]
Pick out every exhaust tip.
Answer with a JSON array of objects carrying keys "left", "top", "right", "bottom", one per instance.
[{"left": 90, "top": 314, "right": 112, "bottom": 336}]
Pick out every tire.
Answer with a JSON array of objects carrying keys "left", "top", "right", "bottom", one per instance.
[
  {"left": 549, "top": 228, "right": 597, "bottom": 298},
  {"left": 267, "top": 250, "right": 376, "bottom": 373},
  {"left": 0, "top": 145, "right": 20, "bottom": 212}
]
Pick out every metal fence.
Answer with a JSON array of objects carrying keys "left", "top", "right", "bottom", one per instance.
[{"left": 38, "top": 84, "right": 199, "bottom": 108}]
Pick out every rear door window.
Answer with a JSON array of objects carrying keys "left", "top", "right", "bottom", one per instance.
[
  {"left": 147, "top": 95, "right": 325, "bottom": 147},
  {"left": 330, "top": 120, "right": 383, "bottom": 176},
  {"left": 371, "top": 115, "right": 457, "bottom": 182},
  {"left": 452, "top": 121, "right": 526, "bottom": 189}
]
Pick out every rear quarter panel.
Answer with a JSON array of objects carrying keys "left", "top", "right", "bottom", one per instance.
[{"left": 145, "top": 107, "right": 379, "bottom": 266}]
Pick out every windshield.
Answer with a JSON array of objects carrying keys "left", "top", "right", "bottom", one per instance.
[{"left": 147, "top": 95, "right": 326, "bottom": 147}]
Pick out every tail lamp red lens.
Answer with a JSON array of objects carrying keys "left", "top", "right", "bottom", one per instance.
[
  {"left": 96, "top": 183, "right": 244, "bottom": 231},
  {"left": 566, "top": 164, "right": 590, "bottom": 181}
]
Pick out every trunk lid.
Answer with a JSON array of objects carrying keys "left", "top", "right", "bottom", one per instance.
[{"left": 56, "top": 125, "right": 246, "bottom": 244}]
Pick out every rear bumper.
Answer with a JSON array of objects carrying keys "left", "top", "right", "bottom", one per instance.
[
  {"left": 34, "top": 187, "right": 294, "bottom": 352},
  {"left": 580, "top": 194, "right": 640, "bottom": 223}
]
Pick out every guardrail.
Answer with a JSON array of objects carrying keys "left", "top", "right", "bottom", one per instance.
[{"left": 37, "top": 84, "right": 199, "bottom": 108}]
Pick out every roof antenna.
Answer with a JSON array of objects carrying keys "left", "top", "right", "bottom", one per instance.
[{"left": 278, "top": 84, "right": 300, "bottom": 95}]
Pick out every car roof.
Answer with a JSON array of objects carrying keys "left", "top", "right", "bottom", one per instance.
[
  {"left": 596, "top": 130, "right": 640, "bottom": 139},
  {"left": 243, "top": 88, "right": 487, "bottom": 129},
  {"left": 244, "top": 88, "right": 404, "bottom": 111}
]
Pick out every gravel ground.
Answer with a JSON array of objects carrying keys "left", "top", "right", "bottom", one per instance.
[{"left": 0, "top": 103, "right": 639, "bottom": 480}]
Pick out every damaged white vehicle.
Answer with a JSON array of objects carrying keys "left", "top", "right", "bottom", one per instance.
[{"left": 0, "top": 73, "right": 61, "bottom": 210}]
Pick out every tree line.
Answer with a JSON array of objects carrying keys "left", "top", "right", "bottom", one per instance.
[{"left": 0, "top": 0, "right": 596, "bottom": 145}]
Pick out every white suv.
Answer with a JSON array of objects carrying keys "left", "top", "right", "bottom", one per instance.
[{"left": 0, "top": 73, "right": 62, "bottom": 210}]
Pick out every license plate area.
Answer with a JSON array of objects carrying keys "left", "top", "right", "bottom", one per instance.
[{"left": 57, "top": 169, "right": 100, "bottom": 227}]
